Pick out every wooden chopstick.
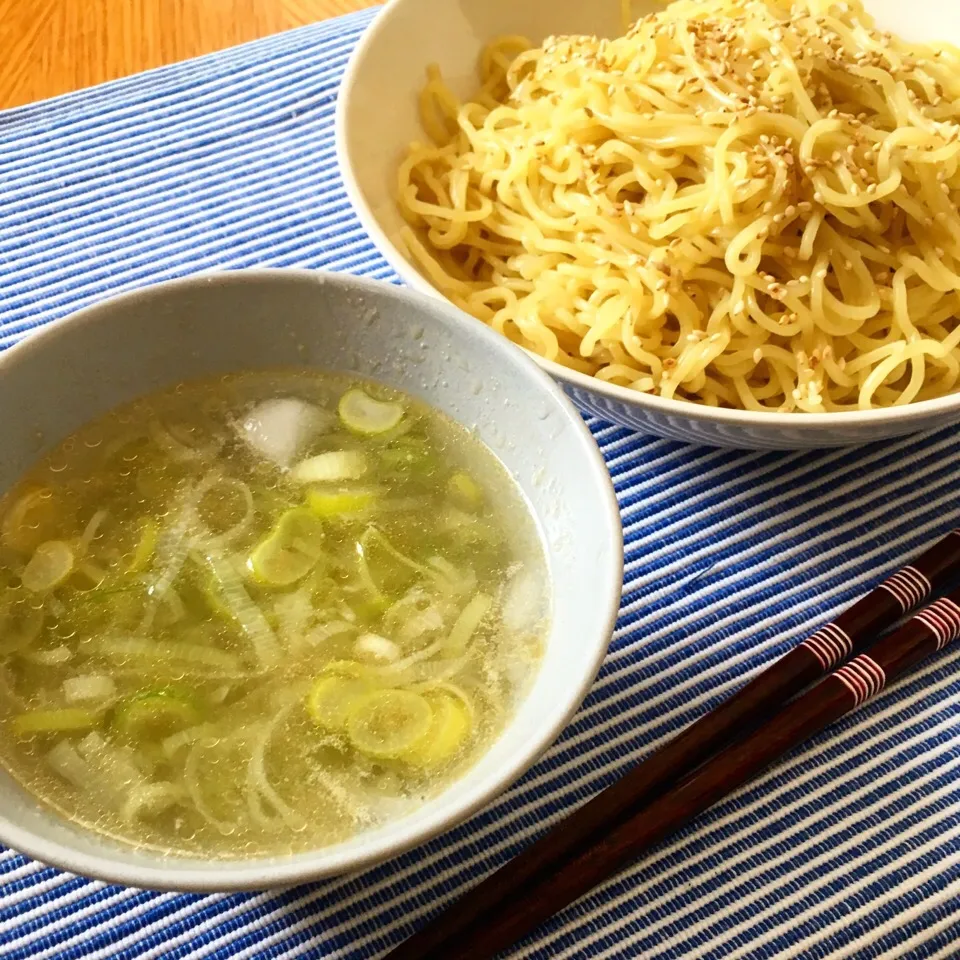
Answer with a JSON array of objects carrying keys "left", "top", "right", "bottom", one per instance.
[
  {"left": 386, "top": 529, "right": 960, "bottom": 960},
  {"left": 425, "top": 587, "right": 960, "bottom": 959}
]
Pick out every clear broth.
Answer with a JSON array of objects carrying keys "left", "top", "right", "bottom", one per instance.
[{"left": 0, "top": 370, "right": 548, "bottom": 858}]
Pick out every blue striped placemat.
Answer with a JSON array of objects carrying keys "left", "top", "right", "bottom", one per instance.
[{"left": 3, "top": 8, "right": 960, "bottom": 958}]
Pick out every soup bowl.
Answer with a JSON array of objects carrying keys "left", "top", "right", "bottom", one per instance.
[
  {"left": 336, "top": 0, "right": 960, "bottom": 450},
  {"left": 0, "top": 269, "right": 622, "bottom": 891}
]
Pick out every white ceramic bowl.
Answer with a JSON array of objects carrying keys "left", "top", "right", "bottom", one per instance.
[
  {"left": 336, "top": 0, "right": 960, "bottom": 450},
  {"left": 0, "top": 270, "right": 623, "bottom": 891}
]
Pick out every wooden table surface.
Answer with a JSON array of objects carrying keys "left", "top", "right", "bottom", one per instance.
[{"left": 0, "top": 0, "right": 379, "bottom": 110}]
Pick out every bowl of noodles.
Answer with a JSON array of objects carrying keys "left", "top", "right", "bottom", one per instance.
[{"left": 336, "top": 0, "right": 960, "bottom": 449}]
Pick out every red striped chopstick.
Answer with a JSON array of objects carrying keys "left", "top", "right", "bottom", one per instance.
[
  {"left": 418, "top": 587, "right": 960, "bottom": 960},
  {"left": 387, "top": 529, "right": 960, "bottom": 960}
]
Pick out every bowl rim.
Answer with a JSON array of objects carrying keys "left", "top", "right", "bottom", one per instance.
[
  {"left": 334, "top": 0, "right": 960, "bottom": 433},
  {"left": 0, "top": 267, "right": 624, "bottom": 891}
]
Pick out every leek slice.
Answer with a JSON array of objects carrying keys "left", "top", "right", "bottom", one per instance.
[
  {"left": 194, "top": 476, "right": 255, "bottom": 547},
  {"left": 161, "top": 722, "right": 219, "bottom": 759},
  {"left": 77, "top": 510, "right": 109, "bottom": 556},
  {"left": 121, "top": 782, "right": 182, "bottom": 823},
  {"left": 1, "top": 488, "right": 57, "bottom": 553},
  {"left": 127, "top": 520, "right": 160, "bottom": 573},
  {"left": 354, "top": 526, "right": 434, "bottom": 602},
  {"left": 248, "top": 508, "right": 325, "bottom": 587},
  {"left": 22, "top": 540, "right": 74, "bottom": 593},
  {"left": 11, "top": 708, "right": 99, "bottom": 738},
  {"left": 338, "top": 388, "right": 404, "bottom": 436},
  {"left": 445, "top": 593, "right": 493, "bottom": 656},
  {"left": 114, "top": 687, "right": 203, "bottom": 739},
  {"left": 354, "top": 633, "right": 401, "bottom": 662},
  {"left": 402, "top": 691, "right": 472, "bottom": 766},
  {"left": 345, "top": 689, "right": 433, "bottom": 759},
  {"left": 290, "top": 451, "right": 368, "bottom": 484},
  {"left": 200, "top": 553, "right": 281, "bottom": 668},
  {"left": 447, "top": 472, "right": 484, "bottom": 511},
  {"left": 99, "top": 638, "right": 242, "bottom": 673},
  {"left": 379, "top": 439, "right": 437, "bottom": 478},
  {"left": 23, "top": 645, "right": 73, "bottom": 666},
  {"left": 306, "top": 673, "right": 372, "bottom": 732},
  {"left": 150, "top": 418, "right": 222, "bottom": 462},
  {"left": 63, "top": 675, "right": 116, "bottom": 704},
  {"left": 306, "top": 486, "right": 378, "bottom": 519},
  {"left": 46, "top": 740, "right": 98, "bottom": 792}
]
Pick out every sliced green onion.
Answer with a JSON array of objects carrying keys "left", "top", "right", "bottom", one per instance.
[
  {"left": 274, "top": 587, "right": 314, "bottom": 648},
  {"left": 76, "top": 731, "right": 145, "bottom": 790},
  {"left": 445, "top": 593, "right": 493, "bottom": 656},
  {"left": 11, "top": 708, "right": 100, "bottom": 738},
  {"left": 183, "top": 737, "right": 240, "bottom": 835},
  {"left": 354, "top": 632, "right": 401, "bottom": 662},
  {"left": 161, "top": 722, "right": 219, "bottom": 759},
  {"left": 114, "top": 687, "right": 203, "bottom": 739},
  {"left": 148, "top": 496, "right": 198, "bottom": 598},
  {"left": 354, "top": 539, "right": 388, "bottom": 608},
  {"left": 402, "top": 691, "right": 472, "bottom": 766},
  {"left": 99, "top": 638, "right": 243, "bottom": 673},
  {"left": 248, "top": 508, "right": 326, "bottom": 587},
  {"left": 246, "top": 703, "right": 308, "bottom": 832},
  {"left": 22, "top": 645, "right": 73, "bottom": 666},
  {"left": 306, "top": 486, "right": 378, "bottom": 519},
  {"left": 150, "top": 419, "right": 222, "bottom": 462},
  {"left": 346, "top": 689, "right": 433, "bottom": 759},
  {"left": 447, "top": 472, "right": 484, "bottom": 511},
  {"left": 200, "top": 552, "right": 281, "bottom": 669},
  {"left": 1, "top": 488, "right": 57, "bottom": 553},
  {"left": 21, "top": 540, "right": 75, "bottom": 593},
  {"left": 306, "top": 673, "right": 373, "bottom": 732},
  {"left": 127, "top": 519, "right": 159, "bottom": 574},
  {"left": 305, "top": 619, "right": 357, "bottom": 646},
  {"left": 338, "top": 388, "right": 404, "bottom": 436},
  {"left": 63, "top": 674, "right": 116, "bottom": 704},
  {"left": 77, "top": 510, "right": 109, "bottom": 555},
  {"left": 121, "top": 781, "right": 182, "bottom": 823},
  {"left": 194, "top": 476, "right": 255, "bottom": 548},
  {"left": 379, "top": 439, "right": 438, "bottom": 478},
  {"left": 46, "top": 740, "right": 97, "bottom": 792},
  {"left": 74, "top": 561, "right": 109, "bottom": 591},
  {"left": 290, "top": 450, "right": 368, "bottom": 483},
  {"left": 427, "top": 555, "right": 475, "bottom": 593},
  {"left": 361, "top": 526, "right": 434, "bottom": 576}
]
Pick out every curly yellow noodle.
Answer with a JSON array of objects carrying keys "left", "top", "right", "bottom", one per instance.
[{"left": 397, "top": 0, "right": 960, "bottom": 411}]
